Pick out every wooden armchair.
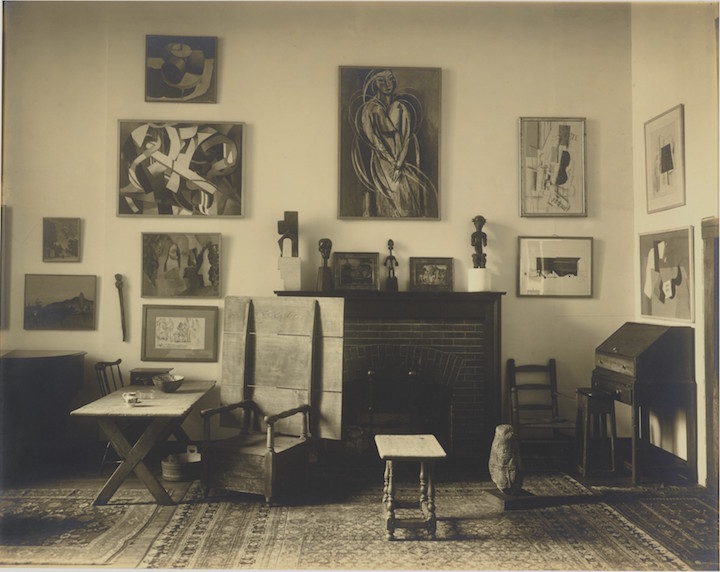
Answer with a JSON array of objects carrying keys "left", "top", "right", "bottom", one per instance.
[{"left": 201, "top": 296, "right": 343, "bottom": 504}]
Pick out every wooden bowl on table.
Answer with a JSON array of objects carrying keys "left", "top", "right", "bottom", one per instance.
[{"left": 152, "top": 374, "right": 184, "bottom": 393}]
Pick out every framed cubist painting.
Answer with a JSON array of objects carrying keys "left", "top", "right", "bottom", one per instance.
[
  {"left": 639, "top": 226, "right": 694, "bottom": 322},
  {"left": 519, "top": 117, "right": 586, "bottom": 217},
  {"left": 145, "top": 35, "right": 218, "bottom": 103},
  {"left": 517, "top": 237, "right": 593, "bottom": 297},
  {"left": 141, "top": 305, "right": 219, "bottom": 362},
  {"left": 43, "top": 217, "right": 81, "bottom": 262},
  {"left": 142, "top": 233, "right": 220, "bottom": 298},
  {"left": 118, "top": 120, "right": 244, "bottom": 217},
  {"left": 644, "top": 104, "right": 685, "bottom": 213},
  {"left": 24, "top": 274, "right": 96, "bottom": 330},
  {"left": 338, "top": 66, "right": 441, "bottom": 220}
]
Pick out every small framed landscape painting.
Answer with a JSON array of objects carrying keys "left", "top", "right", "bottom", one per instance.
[
  {"left": 518, "top": 237, "right": 593, "bottom": 297},
  {"left": 644, "top": 104, "right": 685, "bottom": 213},
  {"left": 639, "top": 226, "right": 694, "bottom": 322},
  {"left": 43, "top": 218, "right": 81, "bottom": 262},
  {"left": 145, "top": 35, "right": 218, "bottom": 103},
  {"left": 408, "top": 257, "right": 454, "bottom": 291},
  {"left": 24, "top": 274, "right": 96, "bottom": 330},
  {"left": 141, "top": 305, "right": 219, "bottom": 362},
  {"left": 519, "top": 117, "right": 586, "bottom": 217},
  {"left": 333, "top": 252, "right": 379, "bottom": 290},
  {"left": 142, "top": 233, "right": 220, "bottom": 298}
]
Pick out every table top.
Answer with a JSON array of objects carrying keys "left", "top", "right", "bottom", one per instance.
[
  {"left": 71, "top": 380, "right": 215, "bottom": 418},
  {"left": 374, "top": 434, "right": 447, "bottom": 460}
]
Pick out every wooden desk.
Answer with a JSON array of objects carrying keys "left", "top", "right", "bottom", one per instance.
[
  {"left": 72, "top": 380, "right": 214, "bottom": 505},
  {"left": 374, "top": 434, "right": 447, "bottom": 540}
]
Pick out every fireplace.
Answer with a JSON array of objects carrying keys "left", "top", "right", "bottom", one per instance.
[{"left": 278, "top": 291, "right": 504, "bottom": 466}]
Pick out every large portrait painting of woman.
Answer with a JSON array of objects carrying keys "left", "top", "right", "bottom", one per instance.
[{"left": 338, "top": 67, "right": 441, "bottom": 220}]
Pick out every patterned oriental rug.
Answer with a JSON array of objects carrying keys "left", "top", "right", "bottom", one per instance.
[{"left": 0, "top": 473, "right": 710, "bottom": 570}]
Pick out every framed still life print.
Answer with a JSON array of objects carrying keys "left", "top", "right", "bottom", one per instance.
[
  {"left": 408, "top": 257, "right": 454, "bottom": 291},
  {"left": 141, "top": 305, "right": 219, "bottom": 362},
  {"left": 145, "top": 35, "right": 218, "bottom": 103},
  {"left": 517, "top": 237, "right": 593, "bottom": 297},
  {"left": 333, "top": 252, "right": 379, "bottom": 290},
  {"left": 338, "top": 66, "right": 441, "bottom": 220},
  {"left": 519, "top": 117, "right": 586, "bottom": 217},
  {"left": 644, "top": 104, "right": 685, "bottom": 213},
  {"left": 639, "top": 226, "right": 694, "bottom": 322},
  {"left": 24, "top": 274, "right": 96, "bottom": 330},
  {"left": 118, "top": 120, "right": 244, "bottom": 217},
  {"left": 142, "top": 233, "right": 220, "bottom": 298},
  {"left": 43, "top": 217, "right": 81, "bottom": 262}
]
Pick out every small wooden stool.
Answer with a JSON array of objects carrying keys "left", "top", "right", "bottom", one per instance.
[
  {"left": 374, "top": 434, "right": 447, "bottom": 540},
  {"left": 576, "top": 388, "right": 617, "bottom": 477}
]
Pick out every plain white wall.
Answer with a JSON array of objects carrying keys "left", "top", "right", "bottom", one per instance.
[
  {"left": 7, "top": 2, "right": 699, "bottom": 472},
  {"left": 631, "top": 3, "right": 719, "bottom": 485}
]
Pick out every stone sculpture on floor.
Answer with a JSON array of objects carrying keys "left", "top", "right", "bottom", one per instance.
[{"left": 488, "top": 424, "right": 523, "bottom": 494}]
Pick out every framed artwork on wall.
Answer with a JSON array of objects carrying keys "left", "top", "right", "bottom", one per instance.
[
  {"left": 142, "top": 233, "right": 220, "bottom": 298},
  {"left": 141, "top": 305, "right": 219, "bottom": 362},
  {"left": 517, "top": 236, "right": 593, "bottom": 297},
  {"left": 519, "top": 117, "right": 586, "bottom": 217},
  {"left": 644, "top": 104, "right": 685, "bottom": 214},
  {"left": 118, "top": 120, "right": 244, "bottom": 217},
  {"left": 338, "top": 66, "right": 441, "bottom": 220},
  {"left": 333, "top": 252, "right": 379, "bottom": 290},
  {"left": 639, "top": 226, "right": 694, "bottom": 322},
  {"left": 145, "top": 35, "right": 218, "bottom": 103},
  {"left": 43, "top": 217, "right": 81, "bottom": 262},
  {"left": 24, "top": 274, "right": 96, "bottom": 330},
  {"left": 408, "top": 257, "right": 454, "bottom": 291}
]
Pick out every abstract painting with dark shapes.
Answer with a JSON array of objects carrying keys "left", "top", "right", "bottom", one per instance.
[
  {"left": 145, "top": 35, "right": 217, "bottom": 103},
  {"left": 118, "top": 121, "right": 244, "bottom": 217},
  {"left": 339, "top": 66, "right": 440, "bottom": 220}
]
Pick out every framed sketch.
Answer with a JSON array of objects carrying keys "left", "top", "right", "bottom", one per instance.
[
  {"left": 142, "top": 233, "right": 220, "bottom": 298},
  {"left": 518, "top": 237, "right": 593, "bottom": 297},
  {"left": 24, "top": 274, "right": 96, "bottom": 330},
  {"left": 118, "top": 120, "right": 244, "bottom": 217},
  {"left": 338, "top": 66, "right": 441, "bottom": 220},
  {"left": 519, "top": 117, "right": 586, "bottom": 217},
  {"left": 43, "top": 217, "right": 81, "bottom": 262},
  {"left": 333, "top": 252, "right": 379, "bottom": 290},
  {"left": 644, "top": 104, "right": 685, "bottom": 213},
  {"left": 145, "top": 35, "right": 217, "bottom": 103},
  {"left": 409, "top": 257, "right": 454, "bottom": 291},
  {"left": 639, "top": 226, "right": 694, "bottom": 322},
  {"left": 141, "top": 305, "right": 219, "bottom": 362}
]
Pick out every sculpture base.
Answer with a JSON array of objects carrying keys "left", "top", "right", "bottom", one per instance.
[
  {"left": 385, "top": 277, "right": 398, "bottom": 292},
  {"left": 278, "top": 257, "right": 302, "bottom": 291},
  {"left": 486, "top": 488, "right": 538, "bottom": 511},
  {"left": 317, "top": 267, "right": 334, "bottom": 292},
  {"left": 468, "top": 268, "right": 492, "bottom": 292}
]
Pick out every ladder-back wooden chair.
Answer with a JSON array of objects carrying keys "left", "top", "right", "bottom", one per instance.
[
  {"left": 201, "top": 296, "right": 344, "bottom": 504},
  {"left": 507, "top": 358, "right": 576, "bottom": 466}
]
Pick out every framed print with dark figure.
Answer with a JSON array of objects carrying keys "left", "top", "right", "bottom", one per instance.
[
  {"left": 338, "top": 66, "right": 441, "bottom": 220},
  {"left": 518, "top": 237, "right": 593, "bottom": 297},
  {"left": 644, "top": 104, "right": 685, "bottom": 213}
]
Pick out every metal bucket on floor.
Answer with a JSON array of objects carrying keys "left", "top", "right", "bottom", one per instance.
[{"left": 162, "top": 445, "right": 201, "bottom": 482}]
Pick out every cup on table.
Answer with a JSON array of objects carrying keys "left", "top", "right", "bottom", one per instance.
[{"left": 122, "top": 391, "right": 140, "bottom": 406}]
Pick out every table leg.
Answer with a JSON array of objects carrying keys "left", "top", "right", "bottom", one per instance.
[
  {"left": 383, "top": 460, "right": 395, "bottom": 540},
  {"left": 95, "top": 417, "right": 177, "bottom": 506},
  {"left": 427, "top": 462, "right": 437, "bottom": 538}
]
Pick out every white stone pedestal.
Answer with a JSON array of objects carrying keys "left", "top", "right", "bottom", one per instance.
[
  {"left": 468, "top": 268, "right": 492, "bottom": 292},
  {"left": 278, "top": 257, "right": 302, "bottom": 291}
]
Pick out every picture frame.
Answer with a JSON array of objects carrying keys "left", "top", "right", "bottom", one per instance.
[
  {"left": 333, "top": 252, "right": 379, "bottom": 290},
  {"left": 141, "top": 304, "right": 219, "bottom": 362},
  {"left": 519, "top": 117, "right": 587, "bottom": 217},
  {"left": 145, "top": 35, "right": 218, "bottom": 103},
  {"left": 338, "top": 66, "right": 441, "bottom": 220},
  {"left": 639, "top": 226, "right": 694, "bottom": 322},
  {"left": 118, "top": 120, "right": 244, "bottom": 217},
  {"left": 644, "top": 104, "right": 686, "bottom": 213},
  {"left": 142, "top": 232, "right": 221, "bottom": 298},
  {"left": 24, "top": 274, "right": 96, "bottom": 330},
  {"left": 409, "top": 257, "right": 454, "bottom": 291},
  {"left": 517, "top": 237, "right": 593, "bottom": 297},
  {"left": 43, "top": 217, "right": 81, "bottom": 262}
]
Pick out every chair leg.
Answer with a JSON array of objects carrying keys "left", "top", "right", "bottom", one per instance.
[{"left": 609, "top": 407, "right": 617, "bottom": 473}]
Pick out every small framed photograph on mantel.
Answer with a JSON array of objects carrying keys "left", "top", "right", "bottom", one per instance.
[
  {"left": 409, "top": 257, "right": 454, "bottom": 291},
  {"left": 333, "top": 252, "right": 379, "bottom": 291}
]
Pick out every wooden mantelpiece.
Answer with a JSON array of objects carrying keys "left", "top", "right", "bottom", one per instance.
[{"left": 277, "top": 291, "right": 505, "bottom": 465}]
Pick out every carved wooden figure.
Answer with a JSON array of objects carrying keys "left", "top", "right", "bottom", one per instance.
[{"left": 488, "top": 424, "right": 523, "bottom": 494}]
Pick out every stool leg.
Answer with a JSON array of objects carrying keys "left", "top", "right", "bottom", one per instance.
[
  {"left": 582, "top": 406, "right": 590, "bottom": 477},
  {"left": 383, "top": 460, "right": 395, "bottom": 540},
  {"left": 427, "top": 462, "right": 437, "bottom": 539},
  {"left": 609, "top": 406, "right": 617, "bottom": 473}
]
